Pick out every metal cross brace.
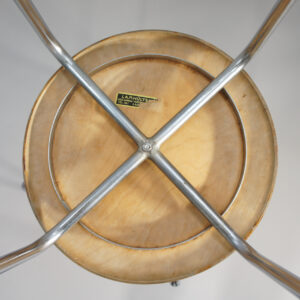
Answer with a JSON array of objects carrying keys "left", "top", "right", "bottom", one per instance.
[{"left": 1, "top": 0, "right": 299, "bottom": 297}]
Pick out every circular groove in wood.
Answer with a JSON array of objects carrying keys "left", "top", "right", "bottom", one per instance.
[
  {"left": 48, "top": 54, "right": 247, "bottom": 249},
  {"left": 23, "top": 30, "right": 277, "bottom": 283}
]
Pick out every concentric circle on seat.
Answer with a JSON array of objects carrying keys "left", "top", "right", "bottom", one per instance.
[{"left": 23, "top": 30, "right": 277, "bottom": 283}]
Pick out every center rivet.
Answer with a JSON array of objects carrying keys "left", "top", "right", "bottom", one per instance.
[{"left": 141, "top": 142, "right": 153, "bottom": 152}]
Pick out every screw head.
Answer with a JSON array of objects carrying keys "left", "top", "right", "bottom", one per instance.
[{"left": 141, "top": 142, "right": 153, "bottom": 152}]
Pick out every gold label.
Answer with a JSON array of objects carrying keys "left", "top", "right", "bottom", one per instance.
[{"left": 115, "top": 92, "right": 158, "bottom": 108}]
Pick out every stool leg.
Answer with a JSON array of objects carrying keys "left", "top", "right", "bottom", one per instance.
[
  {"left": 151, "top": 151, "right": 300, "bottom": 298},
  {"left": 152, "top": 0, "right": 295, "bottom": 146},
  {"left": 4, "top": 0, "right": 299, "bottom": 297},
  {"left": 0, "top": 151, "right": 146, "bottom": 273},
  {"left": 14, "top": 0, "right": 146, "bottom": 146}
]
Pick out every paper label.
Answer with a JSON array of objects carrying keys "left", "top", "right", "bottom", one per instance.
[{"left": 115, "top": 92, "right": 158, "bottom": 108}]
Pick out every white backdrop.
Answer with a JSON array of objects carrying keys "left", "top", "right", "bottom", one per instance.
[{"left": 0, "top": 1, "right": 299, "bottom": 299}]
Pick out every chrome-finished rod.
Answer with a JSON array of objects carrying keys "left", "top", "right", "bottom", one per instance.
[
  {"left": 0, "top": 151, "right": 146, "bottom": 273},
  {"left": 152, "top": 0, "right": 295, "bottom": 146},
  {"left": 5, "top": 0, "right": 299, "bottom": 297},
  {"left": 150, "top": 151, "right": 300, "bottom": 297},
  {"left": 14, "top": 0, "right": 146, "bottom": 146}
]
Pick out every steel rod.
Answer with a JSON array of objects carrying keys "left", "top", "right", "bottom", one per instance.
[
  {"left": 152, "top": 0, "right": 295, "bottom": 146},
  {"left": 14, "top": 0, "right": 146, "bottom": 146},
  {"left": 3, "top": 0, "right": 298, "bottom": 297},
  {"left": 150, "top": 151, "right": 300, "bottom": 297},
  {"left": 0, "top": 151, "right": 146, "bottom": 273}
]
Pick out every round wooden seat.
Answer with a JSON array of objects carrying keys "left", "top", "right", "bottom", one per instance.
[{"left": 23, "top": 30, "right": 277, "bottom": 283}]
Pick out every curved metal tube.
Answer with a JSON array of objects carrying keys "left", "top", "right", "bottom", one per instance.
[
  {"left": 151, "top": 151, "right": 300, "bottom": 297},
  {"left": 0, "top": 0, "right": 299, "bottom": 297},
  {"left": 0, "top": 151, "right": 147, "bottom": 273},
  {"left": 13, "top": 0, "right": 146, "bottom": 146},
  {"left": 152, "top": 0, "right": 295, "bottom": 146}
]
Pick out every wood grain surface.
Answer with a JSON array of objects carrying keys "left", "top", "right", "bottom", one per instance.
[{"left": 23, "top": 30, "right": 277, "bottom": 283}]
